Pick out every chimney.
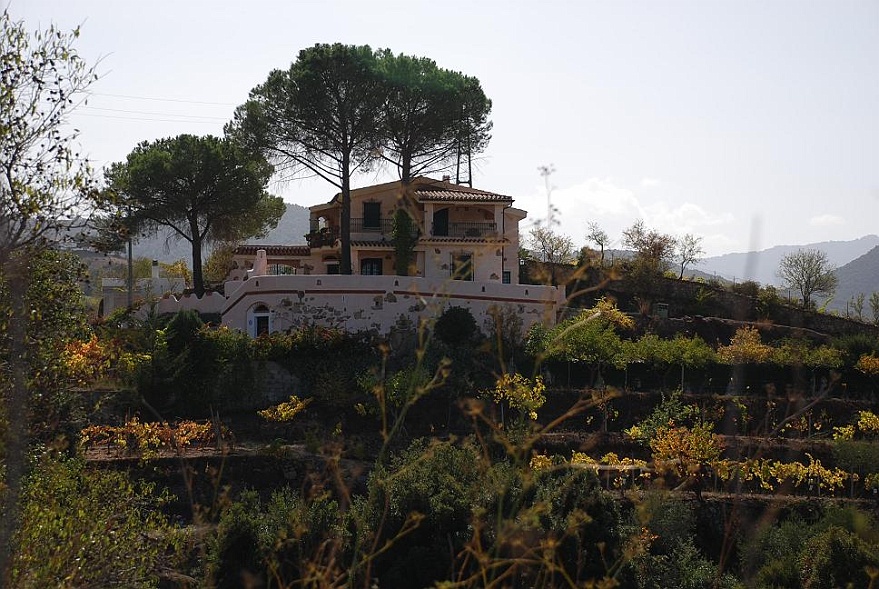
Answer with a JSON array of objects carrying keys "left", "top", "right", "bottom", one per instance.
[
  {"left": 151, "top": 259, "right": 159, "bottom": 280},
  {"left": 442, "top": 174, "right": 451, "bottom": 183}
]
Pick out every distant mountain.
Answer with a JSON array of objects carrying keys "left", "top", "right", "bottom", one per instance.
[
  {"left": 828, "top": 246, "right": 879, "bottom": 315},
  {"left": 699, "top": 235, "right": 879, "bottom": 287},
  {"left": 245, "top": 203, "right": 310, "bottom": 246},
  {"left": 128, "top": 203, "right": 310, "bottom": 263}
]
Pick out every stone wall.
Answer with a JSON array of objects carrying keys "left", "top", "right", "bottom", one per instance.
[{"left": 157, "top": 273, "right": 565, "bottom": 337}]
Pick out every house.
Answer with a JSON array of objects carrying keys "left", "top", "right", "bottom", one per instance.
[{"left": 156, "top": 177, "right": 565, "bottom": 336}]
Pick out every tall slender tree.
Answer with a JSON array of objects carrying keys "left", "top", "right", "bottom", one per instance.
[
  {"left": 106, "top": 134, "right": 283, "bottom": 296},
  {"left": 375, "top": 50, "right": 492, "bottom": 182},
  {"left": 228, "top": 43, "right": 387, "bottom": 275}
]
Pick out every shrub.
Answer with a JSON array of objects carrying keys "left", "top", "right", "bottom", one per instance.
[
  {"left": 433, "top": 305, "right": 479, "bottom": 346},
  {"left": 800, "top": 526, "right": 879, "bottom": 589},
  {"left": 11, "top": 455, "right": 179, "bottom": 588}
]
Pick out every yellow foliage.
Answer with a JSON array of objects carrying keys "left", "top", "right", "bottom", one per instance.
[
  {"left": 857, "top": 410, "right": 879, "bottom": 437},
  {"left": 716, "top": 326, "right": 772, "bottom": 365},
  {"left": 486, "top": 373, "right": 546, "bottom": 420},
  {"left": 530, "top": 453, "right": 553, "bottom": 470},
  {"left": 62, "top": 335, "right": 149, "bottom": 387},
  {"left": 258, "top": 395, "right": 312, "bottom": 423},
  {"left": 856, "top": 354, "right": 879, "bottom": 376}
]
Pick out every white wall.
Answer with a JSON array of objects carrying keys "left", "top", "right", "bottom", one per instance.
[{"left": 157, "top": 274, "right": 565, "bottom": 336}]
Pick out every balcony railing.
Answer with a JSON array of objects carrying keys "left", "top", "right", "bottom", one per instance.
[
  {"left": 351, "top": 217, "right": 393, "bottom": 233},
  {"left": 305, "top": 228, "right": 339, "bottom": 248},
  {"left": 432, "top": 222, "right": 498, "bottom": 238}
]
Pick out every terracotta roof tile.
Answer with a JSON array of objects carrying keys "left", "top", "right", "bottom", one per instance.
[
  {"left": 351, "top": 240, "right": 393, "bottom": 248},
  {"left": 422, "top": 236, "right": 510, "bottom": 244},
  {"left": 415, "top": 189, "right": 512, "bottom": 202},
  {"left": 234, "top": 244, "right": 311, "bottom": 257}
]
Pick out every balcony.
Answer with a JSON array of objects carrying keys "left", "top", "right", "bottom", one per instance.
[
  {"left": 351, "top": 217, "right": 393, "bottom": 233},
  {"left": 431, "top": 221, "right": 498, "bottom": 239},
  {"left": 305, "top": 227, "right": 339, "bottom": 248}
]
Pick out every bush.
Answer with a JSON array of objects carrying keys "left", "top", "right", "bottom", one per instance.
[
  {"left": 800, "top": 526, "right": 879, "bottom": 589},
  {"left": 11, "top": 455, "right": 179, "bottom": 588},
  {"left": 433, "top": 305, "right": 479, "bottom": 346}
]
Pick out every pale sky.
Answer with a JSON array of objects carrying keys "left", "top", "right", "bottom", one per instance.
[{"left": 11, "top": 0, "right": 879, "bottom": 256}]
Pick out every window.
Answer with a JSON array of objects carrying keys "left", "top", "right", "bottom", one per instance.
[
  {"left": 451, "top": 252, "right": 473, "bottom": 281},
  {"left": 363, "top": 202, "right": 381, "bottom": 229},
  {"left": 326, "top": 262, "right": 339, "bottom": 275},
  {"left": 269, "top": 264, "right": 297, "bottom": 275},
  {"left": 360, "top": 258, "right": 382, "bottom": 275},
  {"left": 432, "top": 208, "right": 449, "bottom": 236},
  {"left": 502, "top": 271, "right": 511, "bottom": 284}
]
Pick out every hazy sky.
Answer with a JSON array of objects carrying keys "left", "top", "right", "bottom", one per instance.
[{"left": 11, "top": 0, "right": 879, "bottom": 256}]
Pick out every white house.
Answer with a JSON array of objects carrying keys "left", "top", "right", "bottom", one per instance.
[{"left": 154, "top": 177, "right": 565, "bottom": 336}]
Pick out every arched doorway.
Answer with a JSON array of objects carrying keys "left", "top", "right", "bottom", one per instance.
[{"left": 248, "top": 303, "right": 271, "bottom": 337}]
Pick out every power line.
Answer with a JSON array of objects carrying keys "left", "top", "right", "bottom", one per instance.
[
  {"left": 80, "top": 105, "right": 228, "bottom": 121},
  {"left": 86, "top": 91, "right": 236, "bottom": 107},
  {"left": 74, "top": 112, "right": 223, "bottom": 124}
]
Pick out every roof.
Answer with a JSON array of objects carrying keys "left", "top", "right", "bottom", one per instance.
[
  {"left": 423, "top": 237, "right": 510, "bottom": 244},
  {"left": 234, "top": 244, "right": 311, "bottom": 257},
  {"left": 413, "top": 177, "right": 513, "bottom": 203},
  {"left": 350, "top": 240, "right": 392, "bottom": 248},
  {"left": 316, "top": 176, "right": 514, "bottom": 208}
]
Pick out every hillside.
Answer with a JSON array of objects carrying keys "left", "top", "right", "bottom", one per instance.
[
  {"left": 127, "top": 202, "right": 310, "bottom": 262},
  {"left": 830, "top": 245, "right": 879, "bottom": 315},
  {"left": 700, "top": 235, "right": 879, "bottom": 287}
]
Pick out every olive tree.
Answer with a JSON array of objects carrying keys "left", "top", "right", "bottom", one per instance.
[{"left": 777, "top": 248, "right": 838, "bottom": 310}]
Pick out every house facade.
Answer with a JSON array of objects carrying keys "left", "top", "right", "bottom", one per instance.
[{"left": 155, "top": 177, "right": 565, "bottom": 336}]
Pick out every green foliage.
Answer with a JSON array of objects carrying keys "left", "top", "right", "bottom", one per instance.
[
  {"left": 434, "top": 305, "right": 479, "bottom": 346},
  {"left": 0, "top": 247, "right": 90, "bottom": 442},
  {"left": 390, "top": 207, "right": 418, "bottom": 276},
  {"left": 629, "top": 539, "right": 739, "bottom": 589},
  {"left": 368, "top": 438, "right": 484, "bottom": 586},
  {"left": 533, "top": 299, "right": 634, "bottom": 385},
  {"left": 777, "top": 248, "right": 838, "bottom": 310},
  {"left": 375, "top": 50, "right": 492, "bottom": 180},
  {"left": 800, "top": 526, "right": 879, "bottom": 589},
  {"left": 625, "top": 389, "right": 699, "bottom": 444},
  {"left": 206, "top": 488, "right": 343, "bottom": 588},
  {"left": 834, "top": 332, "right": 879, "bottom": 358},
  {"left": 484, "top": 373, "right": 546, "bottom": 421},
  {"left": 0, "top": 9, "right": 98, "bottom": 259},
  {"left": 11, "top": 455, "right": 179, "bottom": 588},
  {"left": 106, "top": 134, "right": 282, "bottom": 295},
  {"left": 229, "top": 43, "right": 387, "bottom": 275},
  {"left": 756, "top": 284, "right": 783, "bottom": 318},
  {"left": 771, "top": 337, "right": 844, "bottom": 369}
]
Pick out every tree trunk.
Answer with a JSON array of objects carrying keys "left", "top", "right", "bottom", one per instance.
[
  {"left": 190, "top": 217, "right": 205, "bottom": 296},
  {"left": 0, "top": 254, "right": 30, "bottom": 583},
  {"left": 401, "top": 154, "right": 411, "bottom": 183},
  {"left": 340, "top": 151, "right": 353, "bottom": 275}
]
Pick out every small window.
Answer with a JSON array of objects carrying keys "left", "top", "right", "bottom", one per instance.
[
  {"left": 326, "top": 262, "right": 340, "bottom": 275},
  {"left": 363, "top": 202, "right": 381, "bottom": 229},
  {"left": 361, "top": 258, "right": 383, "bottom": 275},
  {"left": 502, "top": 271, "right": 511, "bottom": 284},
  {"left": 451, "top": 253, "right": 473, "bottom": 281}
]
